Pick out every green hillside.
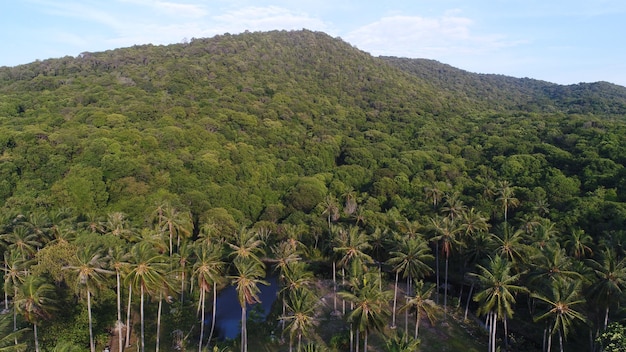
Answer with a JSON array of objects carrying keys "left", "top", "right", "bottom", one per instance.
[{"left": 0, "top": 29, "right": 625, "bottom": 351}]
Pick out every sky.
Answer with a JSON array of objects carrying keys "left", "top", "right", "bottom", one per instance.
[{"left": 1, "top": 0, "right": 625, "bottom": 86}]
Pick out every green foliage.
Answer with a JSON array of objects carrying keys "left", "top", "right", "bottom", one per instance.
[{"left": 597, "top": 323, "right": 626, "bottom": 352}]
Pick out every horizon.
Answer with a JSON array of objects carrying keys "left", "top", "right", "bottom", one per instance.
[{"left": 1, "top": 1, "right": 625, "bottom": 87}]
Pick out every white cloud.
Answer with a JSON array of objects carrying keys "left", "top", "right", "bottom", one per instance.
[
  {"left": 344, "top": 13, "right": 519, "bottom": 59},
  {"left": 212, "top": 6, "right": 332, "bottom": 33},
  {"left": 118, "top": 0, "right": 209, "bottom": 18}
]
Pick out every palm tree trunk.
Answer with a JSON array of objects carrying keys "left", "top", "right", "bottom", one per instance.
[
  {"left": 241, "top": 305, "right": 247, "bottom": 352},
  {"left": 392, "top": 271, "right": 399, "bottom": 328},
  {"left": 415, "top": 309, "right": 421, "bottom": 340},
  {"left": 87, "top": 289, "right": 95, "bottom": 352},
  {"left": 547, "top": 329, "right": 552, "bottom": 352},
  {"left": 504, "top": 316, "right": 509, "bottom": 350},
  {"left": 492, "top": 312, "right": 497, "bottom": 352},
  {"left": 126, "top": 284, "right": 133, "bottom": 348},
  {"left": 604, "top": 306, "right": 610, "bottom": 330},
  {"left": 435, "top": 241, "right": 440, "bottom": 304},
  {"left": 199, "top": 289, "right": 205, "bottom": 352},
  {"left": 208, "top": 282, "right": 217, "bottom": 348},
  {"left": 156, "top": 292, "right": 163, "bottom": 352},
  {"left": 13, "top": 287, "right": 17, "bottom": 345},
  {"left": 34, "top": 323, "right": 39, "bottom": 352},
  {"left": 140, "top": 285, "right": 145, "bottom": 352},
  {"left": 332, "top": 261, "right": 337, "bottom": 312},
  {"left": 559, "top": 331, "right": 564, "bottom": 352},
  {"left": 355, "top": 328, "right": 360, "bottom": 352},
  {"left": 444, "top": 256, "right": 449, "bottom": 317},
  {"left": 349, "top": 325, "right": 353, "bottom": 352},
  {"left": 464, "top": 282, "right": 474, "bottom": 321},
  {"left": 298, "top": 332, "right": 302, "bottom": 352},
  {"left": 405, "top": 296, "right": 409, "bottom": 335},
  {"left": 117, "top": 272, "right": 123, "bottom": 352}
]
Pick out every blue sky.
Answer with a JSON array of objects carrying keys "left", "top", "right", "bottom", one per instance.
[{"left": 1, "top": 0, "right": 625, "bottom": 86}]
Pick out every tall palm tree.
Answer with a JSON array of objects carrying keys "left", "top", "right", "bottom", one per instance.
[
  {"left": 107, "top": 245, "right": 131, "bottom": 352},
  {"left": 64, "top": 245, "right": 113, "bottom": 352},
  {"left": 2, "top": 251, "right": 31, "bottom": 346},
  {"left": 386, "top": 236, "right": 433, "bottom": 329},
  {"left": 339, "top": 272, "right": 391, "bottom": 352},
  {"left": 14, "top": 275, "right": 57, "bottom": 352},
  {"left": 230, "top": 259, "right": 269, "bottom": 352},
  {"left": 104, "top": 212, "right": 135, "bottom": 242},
  {"left": 400, "top": 280, "right": 437, "bottom": 340},
  {"left": 564, "top": 229, "right": 593, "bottom": 259},
  {"left": 125, "top": 242, "right": 169, "bottom": 352},
  {"left": 0, "top": 313, "right": 27, "bottom": 351},
  {"left": 173, "top": 240, "right": 194, "bottom": 303},
  {"left": 441, "top": 192, "right": 466, "bottom": 222},
  {"left": 158, "top": 202, "right": 193, "bottom": 256},
  {"left": 496, "top": 180, "right": 519, "bottom": 222},
  {"left": 228, "top": 226, "right": 266, "bottom": 266},
  {"left": 430, "top": 215, "right": 462, "bottom": 315},
  {"left": 272, "top": 241, "right": 302, "bottom": 331},
  {"left": 333, "top": 225, "right": 373, "bottom": 274},
  {"left": 532, "top": 280, "right": 587, "bottom": 352},
  {"left": 191, "top": 241, "right": 225, "bottom": 352},
  {"left": 472, "top": 255, "right": 528, "bottom": 352},
  {"left": 492, "top": 223, "right": 528, "bottom": 270},
  {"left": 1, "top": 226, "right": 41, "bottom": 259},
  {"left": 586, "top": 248, "right": 626, "bottom": 330},
  {"left": 282, "top": 288, "right": 319, "bottom": 352}
]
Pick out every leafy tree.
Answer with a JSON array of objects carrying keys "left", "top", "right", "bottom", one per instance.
[
  {"left": 597, "top": 322, "right": 626, "bottom": 352},
  {"left": 281, "top": 288, "right": 319, "bottom": 352},
  {"left": 400, "top": 280, "right": 437, "bottom": 340},
  {"left": 586, "top": 248, "right": 626, "bottom": 330}
]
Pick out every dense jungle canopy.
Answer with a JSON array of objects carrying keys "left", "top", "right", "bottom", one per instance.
[{"left": 1, "top": 29, "right": 626, "bottom": 351}]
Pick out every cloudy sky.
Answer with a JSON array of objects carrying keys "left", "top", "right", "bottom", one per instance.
[{"left": 2, "top": 0, "right": 625, "bottom": 86}]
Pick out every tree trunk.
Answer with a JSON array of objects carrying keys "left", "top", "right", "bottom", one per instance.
[
  {"left": 391, "top": 271, "right": 399, "bottom": 328},
  {"left": 435, "top": 241, "right": 440, "bottom": 304},
  {"left": 444, "top": 256, "right": 449, "bottom": 317},
  {"left": 117, "top": 272, "right": 123, "bottom": 352},
  {"left": 492, "top": 312, "right": 497, "bottom": 352},
  {"left": 464, "top": 282, "right": 474, "bottom": 321},
  {"left": 504, "top": 316, "right": 509, "bottom": 351},
  {"left": 88, "top": 289, "right": 95, "bottom": 352},
  {"left": 208, "top": 282, "right": 217, "bottom": 348},
  {"left": 332, "top": 261, "right": 337, "bottom": 312},
  {"left": 241, "top": 305, "right": 247, "bottom": 352},
  {"left": 140, "top": 285, "right": 145, "bottom": 352},
  {"left": 34, "top": 323, "right": 39, "bottom": 352},
  {"left": 415, "top": 309, "right": 421, "bottom": 340},
  {"left": 559, "top": 331, "right": 564, "bottom": 352},
  {"left": 604, "top": 305, "right": 610, "bottom": 330},
  {"left": 364, "top": 330, "right": 368, "bottom": 352},
  {"left": 126, "top": 284, "right": 133, "bottom": 348},
  {"left": 199, "top": 289, "right": 205, "bottom": 352},
  {"left": 156, "top": 293, "right": 163, "bottom": 352},
  {"left": 405, "top": 296, "right": 409, "bottom": 335},
  {"left": 547, "top": 329, "right": 552, "bottom": 352},
  {"left": 355, "top": 328, "right": 359, "bottom": 352},
  {"left": 349, "top": 325, "right": 353, "bottom": 352},
  {"left": 13, "top": 287, "right": 17, "bottom": 345}
]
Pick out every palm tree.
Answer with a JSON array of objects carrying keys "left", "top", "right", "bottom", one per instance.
[
  {"left": 564, "top": 229, "right": 593, "bottom": 259},
  {"left": 441, "top": 192, "right": 466, "bottom": 222},
  {"left": 386, "top": 236, "right": 433, "bottom": 329},
  {"left": 1, "top": 226, "right": 41, "bottom": 259},
  {"left": 281, "top": 288, "right": 319, "bottom": 352},
  {"left": 0, "top": 313, "right": 27, "bottom": 352},
  {"left": 339, "top": 272, "right": 391, "bottom": 352},
  {"left": 333, "top": 225, "right": 373, "bottom": 274},
  {"left": 492, "top": 223, "right": 528, "bottom": 270},
  {"left": 228, "top": 226, "right": 266, "bottom": 266},
  {"left": 532, "top": 280, "right": 587, "bottom": 352},
  {"left": 191, "top": 241, "right": 225, "bottom": 352},
  {"left": 104, "top": 212, "right": 135, "bottom": 242},
  {"left": 64, "top": 245, "right": 113, "bottom": 352},
  {"left": 383, "top": 331, "right": 421, "bottom": 352},
  {"left": 586, "top": 248, "right": 626, "bottom": 330},
  {"left": 496, "top": 180, "right": 519, "bottom": 222},
  {"left": 400, "top": 280, "right": 437, "bottom": 340},
  {"left": 230, "top": 259, "right": 269, "bottom": 352},
  {"left": 472, "top": 255, "right": 528, "bottom": 352},
  {"left": 158, "top": 202, "right": 193, "bottom": 256},
  {"left": 107, "top": 245, "right": 131, "bottom": 352},
  {"left": 14, "top": 275, "right": 57, "bottom": 352},
  {"left": 2, "top": 251, "right": 30, "bottom": 347},
  {"left": 173, "top": 240, "right": 194, "bottom": 303},
  {"left": 430, "top": 215, "right": 462, "bottom": 315},
  {"left": 125, "top": 242, "right": 169, "bottom": 352},
  {"left": 319, "top": 194, "right": 340, "bottom": 233},
  {"left": 271, "top": 241, "right": 302, "bottom": 331},
  {"left": 528, "top": 244, "right": 583, "bottom": 287}
]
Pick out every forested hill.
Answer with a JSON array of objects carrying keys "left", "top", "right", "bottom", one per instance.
[
  {"left": 382, "top": 56, "right": 626, "bottom": 114},
  {"left": 0, "top": 29, "right": 625, "bottom": 233}
]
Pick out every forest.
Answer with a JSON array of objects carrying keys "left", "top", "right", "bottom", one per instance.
[{"left": 0, "top": 29, "right": 626, "bottom": 351}]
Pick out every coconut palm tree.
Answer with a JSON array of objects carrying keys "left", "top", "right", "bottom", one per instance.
[
  {"left": 564, "top": 229, "right": 593, "bottom": 260},
  {"left": 191, "top": 241, "right": 225, "bottom": 352},
  {"left": 430, "top": 215, "right": 462, "bottom": 315},
  {"left": 107, "top": 245, "right": 131, "bottom": 352},
  {"left": 0, "top": 313, "right": 27, "bottom": 352},
  {"left": 532, "top": 280, "right": 587, "bottom": 352},
  {"left": 125, "top": 242, "right": 169, "bottom": 352},
  {"left": 158, "top": 202, "right": 193, "bottom": 256},
  {"left": 333, "top": 225, "right": 373, "bottom": 274},
  {"left": 228, "top": 226, "right": 266, "bottom": 266},
  {"left": 472, "top": 255, "right": 528, "bottom": 352},
  {"left": 1, "top": 226, "right": 41, "bottom": 259},
  {"left": 230, "top": 259, "right": 269, "bottom": 352},
  {"left": 386, "top": 236, "right": 433, "bottom": 329},
  {"left": 400, "top": 280, "right": 437, "bottom": 340},
  {"left": 384, "top": 331, "right": 421, "bottom": 352},
  {"left": 339, "top": 272, "right": 391, "bottom": 352},
  {"left": 2, "top": 251, "right": 31, "bottom": 347},
  {"left": 496, "top": 180, "right": 519, "bottom": 222},
  {"left": 586, "top": 248, "right": 626, "bottom": 330},
  {"left": 492, "top": 223, "right": 528, "bottom": 270},
  {"left": 64, "top": 245, "right": 113, "bottom": 352},
  {"left": 281, "top": 288, "right": 319, "bottom": 352},
  {"left": 14, "top": 275, "right": 57, "bottom": 352}
]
